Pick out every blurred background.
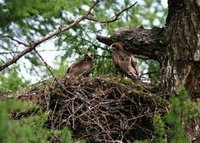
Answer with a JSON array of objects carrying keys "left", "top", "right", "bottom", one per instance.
[{"left": 0, "top": 0, "right": 167, "bottom": 91}]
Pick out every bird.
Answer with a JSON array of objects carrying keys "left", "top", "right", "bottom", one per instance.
[
  {"left": 66, "top": 52, "right": 94, "bottom": 78},
  {"left": 109, "top": 42, "right": 139, "bottom": 81}
]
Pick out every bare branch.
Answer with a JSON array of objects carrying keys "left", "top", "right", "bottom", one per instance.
[
  {"left": 34, "top": 49, "right": 59, "bottom": 84},
  {"left": 81, "top": 37, "right": 109, "bottom": 51},
  {"left": 85, "top": 2, "right": 137, "bottom": 23},
  {"left": 96, "top": 35, "right": 114, "bottom": 46},
  {"left": 0, "top": 34, "right": 28, "bottom": 46},
  {"left": 34, "top": 50, "right": 76, "bottom": 97},
  {"left": 97, "top": 27, "right": 165, "bottom": 61}
]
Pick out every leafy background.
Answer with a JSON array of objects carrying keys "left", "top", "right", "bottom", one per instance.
[{"left": 0, "top": 0, "right": 167, "bottom": 91}]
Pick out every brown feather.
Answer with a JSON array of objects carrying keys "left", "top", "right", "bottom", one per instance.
[
  {"left": 110, "top": 42, "right": 139, "bottom": 81},
  {"left": 67, "top": 53, "right": 94, "bottom": 77}
]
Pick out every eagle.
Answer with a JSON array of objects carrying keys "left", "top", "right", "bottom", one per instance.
[
  {"left": 109, "top": 42, "right": 139, "bottom": 81},
  {"left": 66, "top": 52, "right": 94, "bottom": 78}
]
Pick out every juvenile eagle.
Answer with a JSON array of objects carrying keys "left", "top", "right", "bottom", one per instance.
[
  {"left": 109, "top": 42, "right": 139, "bottom": 81},
  {"left": 67, "top": 52, "right": 94, "bottom": 78}
]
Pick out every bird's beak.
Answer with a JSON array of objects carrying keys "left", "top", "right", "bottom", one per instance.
[
  {"left": 109, "top": 44, "right": 114, "bottom": 50},
  {"left": 87, "top": 52, "right": 94, "bottom": 58}
]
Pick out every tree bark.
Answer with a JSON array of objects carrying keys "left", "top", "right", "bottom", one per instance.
[
  {"left": 97, "top": 1, "right": 200, "bottom": 141},
  {"left": 97, "top": 0, "right": 200, "bottom": 99},
  {"left": 163, "top": 0, "right": 200, "bottom": 98}
]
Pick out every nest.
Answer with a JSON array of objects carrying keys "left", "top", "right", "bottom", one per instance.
[{"left": 18, "top": 76, "right": 167, "bottom": 143}]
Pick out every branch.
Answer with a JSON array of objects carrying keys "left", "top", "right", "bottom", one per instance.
[
  {"left": 0, "top": 0, "right": 100, "bottom": 71},
  {"left": 85, "top": 2, "right": 137, "bottom": 23},
  {"left": 80, "top": 37, "right": 109, "bottom": 51},
  {"left": 0, "top": 34, "right": 28, "bottom": 46},
  {"left": 34, "top": 49, "right": 59, "bottom": 84},
  {"left": 96, "top": 35, "right": 114, "bottom": 46},
  {"left": 97, "top": 27, "right": 166, "bottom": 61}
]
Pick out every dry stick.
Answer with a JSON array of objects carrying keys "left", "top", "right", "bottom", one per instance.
[
  {"left": 0, "top": 1, "right": 137, "bottom": 71},
  {"left": 35, "top": 49, "right": 77, "bottom": 96},
  {"left": 51, "top": 100, "right": 59, "bottom": 128},
  {"left": 72, "top": 99, "right": 75, "bottom": 129},
  {"left": 0, "top": 34, "right": 28, "bottom": 46},
  {"left": 91, "top": 117, "right": 114, "bottom": 141},
  {"left": 81, "top": 37, "right": 109, "bottom": 51},
  {"left": 0, "top": 49, "right": 66, "bottom": 55},
  {"left": 34, "top": 49, "right": 59, "bottom": 84},
  {"left": 34, "top": 49, "right": 75, "bottom": 97},
  {"left": 85, "top": 2, "right": 137, "bottom": 23}
]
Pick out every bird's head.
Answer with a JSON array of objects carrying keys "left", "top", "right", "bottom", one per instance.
[
  {"left": 84, "top": 52, "right": 94, "bottom": 61},
  {"left": 109, "top": 42, "right": 124, "bottom": 51}
]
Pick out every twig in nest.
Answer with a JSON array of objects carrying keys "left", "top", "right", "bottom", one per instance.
[{"left": 17, "top": 76, "right": 167, "bottom": 142}]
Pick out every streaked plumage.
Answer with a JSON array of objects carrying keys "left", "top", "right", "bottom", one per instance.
[
  {"left": 67, "top": 52, "right": 94, "bottom": 78},
  {"left": 109, "top": 42, "right": 139, "bottom": 81}
]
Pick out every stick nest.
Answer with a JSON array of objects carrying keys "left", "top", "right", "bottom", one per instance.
[{"left": 18, "top": 76, "right": 167, "bottom": 143}]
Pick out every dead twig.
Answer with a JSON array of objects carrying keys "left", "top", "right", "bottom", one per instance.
[
  {"left": 0, "top": 34, "right": 28, "bottom": 46},
  {"left": 85, "top": 2, "right": 137, "bottom": 23},
  {"left": 34, "top": 49, "right": 59, "bottom": 84}
]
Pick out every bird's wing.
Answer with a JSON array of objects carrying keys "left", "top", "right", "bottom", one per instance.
[
  {"left": 125, "top": 51, "right": 138, "bottom": 76},
  {"left": 67, "top": 58, "right": 84, "bottom": 74},
  {"left": 130, "top": 55, "right": 137, "bottom": 67},
  {"left": 80, "top": 61, "right": 94, "bottom": 76},
  {"left": 67, "top": 59, "right": 93, "bottom": 77},
  {"left": 130, "top": 55, "right": 139, "bottom": 76},
  {"left": 112, "top": 50, "right": 138, "bottom": 80},
  {"left": 112, "top": 51, "right": 132, "bottom": 71}
]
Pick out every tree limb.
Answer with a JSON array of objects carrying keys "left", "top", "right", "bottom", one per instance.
[
  {"left": 97, "top": 27, "right": 167, "bottom": 61},
  {"left": 34, "top": 49, "right": 59, "bottom": 84},
  {"left": 80, "top": 37, "right": 109, "bottom": 51},
  {"left": 0, "top": 34, "right": 28, "bottom": 46},
  {"left": 85, "top": 2, "right": 137, "bottom": 23}
]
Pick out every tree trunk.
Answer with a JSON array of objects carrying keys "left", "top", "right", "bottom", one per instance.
[
  {"left": 97, "top": 0, "right": 200, "bottom": 100},
  {"left": 162, "top": 0, "right": 200, "bottom": 99},
  {"left": 97, "top": 1, "right": 200, "bottom": 141}
]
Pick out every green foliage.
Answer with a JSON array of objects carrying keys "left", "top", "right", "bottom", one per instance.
[
  {"left": 139, "top": 59, "right": 160, "bottom": 82},
  {"left": 0, "top": 66, "right": 30, "bottom": 92},
  {"left": 135, "top": 87, "right": 200, "bottom": 143},
  {"left": 147, "top": 60, "right": 160, "bottom": 81},
  {"left": 164, "top": 87, "right": 200, "bottom": 143},
  {"left": 0, "top": 0, "right": 167, "bottom": 83},
  {"left": 60, "top": 128, "right": 73, "bottom": 143},
  {"left": 0, "top": 99, "right": 40, "bottom": 143},
  {"left": 0, "top": 98, "right": 84, "bottom": 143},
  {"left": 152, "top": 87, "right": 200, "bottom": 143},
  {"left": 134, "top": 140, "right": 150, "bottom": 143},
  {"left": 47, "top": 60, "right": 66, "bottom": 78},
  {"left": 153, "top": 114, "right": 166, "bottom": 143}
]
